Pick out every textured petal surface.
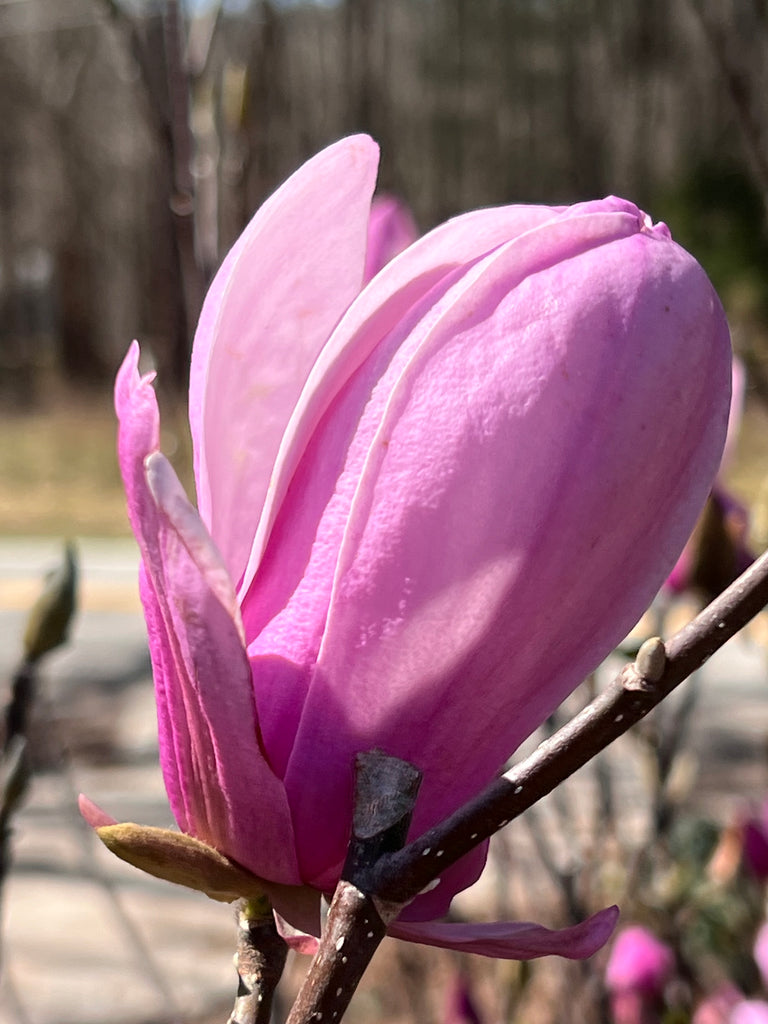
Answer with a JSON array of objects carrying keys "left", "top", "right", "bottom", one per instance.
[
  {"left": 189, "top": 135, "right": 380, "bottom": 587},
  {"left": 388, "top": 905, "right": 619, "bottom": 960},
  {"left": 245, "top": 202, "right": 730, "bottom": 888},
  {"left": 239, "top": 200, "right": 567, "bottom": 596},
  {"left": 115, "top": 344, "right": 300, "bottom": 885},
  {"left": 238, "top": 203, "right": 577, "bottom": 780}
]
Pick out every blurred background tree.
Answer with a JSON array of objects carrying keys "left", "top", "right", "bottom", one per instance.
[{"left": 3, "top": 0, "right": 768, "bottom": 529}]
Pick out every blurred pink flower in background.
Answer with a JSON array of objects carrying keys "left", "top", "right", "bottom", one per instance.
[
  {"left": 693, "top": 986, "right": 745, "bottom": 1024},
  {"left": 363, "top": 194, "right": 419, "bottom": 283},
  {"left": 605, "top": 926, "right": 674, "bottom": 1024},
  {"left": 730, "top": 1000, "right": 768, "bottom": 1024},
  {"left": 754, "top": 923, "right": 768, "bottom": 989},
  {"left": 443, "top": 972, "right": 484, "bottom": 1024},
  {"left": 743, "top": 805, "right": 768, "bottom": 882},
  {"left": 83, "top": 135, "right": 731, "bottom": 959}
]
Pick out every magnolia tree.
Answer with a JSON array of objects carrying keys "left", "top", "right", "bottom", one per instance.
[{"left": 74, "top": 136, "right": 768, "bottom": 1024}]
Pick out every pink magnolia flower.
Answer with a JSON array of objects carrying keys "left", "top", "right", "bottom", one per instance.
[
  {"left": 731, "top": 1001, "right": 768, "bottom": 1024},
  {"left": 83, "top": 136, "right": 731, "bottom": 958},
  {"left": 742, "top": 805, "right": 768, "bottom": 882},
  {"left": 363, "top": 194, "right": 419, "bottom": 283},
  {"left": 605, "top": 926, "right": 674, "bottom": 1024},
  {"left": 605, "top": 926, "right": 675, "bottom": 996},
  {"left": 754, "top": 922, "right": 768, "bottom": 988},
  {"left": 693, "top": 987, "right": 746, "bottom": 1024}
]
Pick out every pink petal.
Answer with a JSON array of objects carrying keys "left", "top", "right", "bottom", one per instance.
[
  {"left": 388, "top": 905, "right": 619, "bottom": 960},
  {"left": 721, "top": 356, "right": 745, "bottom": 473},
  {"left": 237, "top": 204, "right": 576, "bottom": 778},
  {"left": 363, "top": 195, "right": 419, "bottom": 284},
  {"left": 605, "top": 926, "right": 674, "bottom": 995},
  {"left": 238, "top": 201, "right": 567, "bottom": 597},
  {"left": 189, "top": 135, "right": 380, "bottom": 587},
  {"left": 256, "top": 203, "right": 729, "bottom": 887},
  {"left": 274, "top": 913, "right": 321, "bottom": 954},
  {"left": 115, "top": 345, "right": 300, "bottom": 886},
  {"left": 731, "top": 1002, "right": 768, "bottom": 1024},
  {"left": 78, "top": 794, "right": 117, "bottom": 828}
]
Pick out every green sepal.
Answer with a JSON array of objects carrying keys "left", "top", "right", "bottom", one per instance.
[{"left": 95, "top": 822, "right": 270, "bottom": 903}]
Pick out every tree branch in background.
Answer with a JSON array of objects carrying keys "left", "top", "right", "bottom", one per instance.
[
  {"left": 0, "top": 543, "right": 78, "bottom": 962},
  {"left": 98, "top": 0, "right": 207, "bottom": 386},
  {"left": 684, "top": 0, "right": 768, "bottom": 208}
]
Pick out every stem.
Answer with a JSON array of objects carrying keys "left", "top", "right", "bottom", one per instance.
[
  {"left": 371, "top": 548, "right": 768, "bottom": 904},
  {"left": 285, "top": 880, "right": 388, "bottom": 1024},
  {"left": 228, "top": 897, "right": 288, "bottom": 1024},
  {"left": 286, "top": 751, "right": 422, "bottom": 1024}
]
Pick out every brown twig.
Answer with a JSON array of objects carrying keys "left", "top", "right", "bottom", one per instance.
[
  {"left": 228, "top": 897, "right": 288, "bottom": 1024},
  {"left": 285, "top": 751, "right": 422, "bottom": 1024},
  {"left": 370, "top": 548, "right": 768, "bottom": 905}
]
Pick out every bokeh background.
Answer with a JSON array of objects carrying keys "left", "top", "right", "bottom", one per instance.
[
  {"left": 5, "top": 3, "right": 768, "bottom": 1024},
  {"left": 3, "top": 0, "right": 768, "bottom": 533}
]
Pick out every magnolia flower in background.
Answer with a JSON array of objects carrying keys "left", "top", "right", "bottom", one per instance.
[
  {"left": 82, "top": 136, "right": 731, "bottom": 959},
  {"left": 605, "top": 926, "right": 675, "bottom": 1024},
  {"left": 693, "top": 988, "right": 749, "bottom": 1024},
  {"left": 742, "top": 804, "right": 768, "bottom": 882},
  {"left": 363, "top": 193, "right": 419, "bottom": 283},
  {"left": 730, "top": 1001, "right": 768, "bottom": 1024},
  {"left": 754, "top": 923, "right": 768, "bottom": 990},
  {"left": 443, "top": 972, "right": 484, "bottom": 1024}
]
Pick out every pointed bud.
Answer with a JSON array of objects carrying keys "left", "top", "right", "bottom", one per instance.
[{"left": 95, "top": 822, "right": 269, "bottom": 903}]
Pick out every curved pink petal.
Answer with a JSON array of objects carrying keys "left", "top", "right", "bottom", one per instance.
[
  {"left": 115, "top": 345, "right": 300, "bottom": 886},
  {"left": 238, "top": 201, "right": 568, "bottom": 598},
  {"left": 363, "top": 195, "right": 419, "bottom": 284},
  {"left": 388, "top": 905, "right": 619, "bottom": 960},
  {"left": 189, "top": 135, "right": 380, "bottom": 587},
  {"left": 257, "top": 204, "right": 729, "bottom": 886},
  {"left": 274, "top": 914, "right": 321, "bottom": 954},
  {"left": 78, "top": 794, "right": 117, "bottom": 828}
]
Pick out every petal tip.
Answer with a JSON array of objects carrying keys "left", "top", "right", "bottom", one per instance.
[{"left": 78, "top": 793, "right": 118, "bottom": 829}]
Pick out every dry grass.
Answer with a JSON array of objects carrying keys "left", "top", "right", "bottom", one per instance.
[
  {"left": 0, "top": 384, "right": 193, "bottom": 536},
  {"left": 0, "top": 380, "right": 767, "bottom": 540}
]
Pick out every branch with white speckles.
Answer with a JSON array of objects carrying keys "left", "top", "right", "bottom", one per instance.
[{"left": 285, "top": 751, "right": 421, "bottom": 1024}]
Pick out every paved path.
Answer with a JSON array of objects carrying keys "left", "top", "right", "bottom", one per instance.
[
  {"left": 0, "top": 539, "right": 237, "bottom": 1024},
  {"left": 0, "top": 539, "right": 766, "bottom": 1024}
]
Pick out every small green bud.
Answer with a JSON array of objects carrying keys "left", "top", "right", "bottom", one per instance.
[{"left": 95, "top": 822, "right": 270, "bottom": 903}]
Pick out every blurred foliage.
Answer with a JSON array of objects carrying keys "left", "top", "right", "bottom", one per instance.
[{"left": 658, "top": 163, "right": 768, "bottom": 323}]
